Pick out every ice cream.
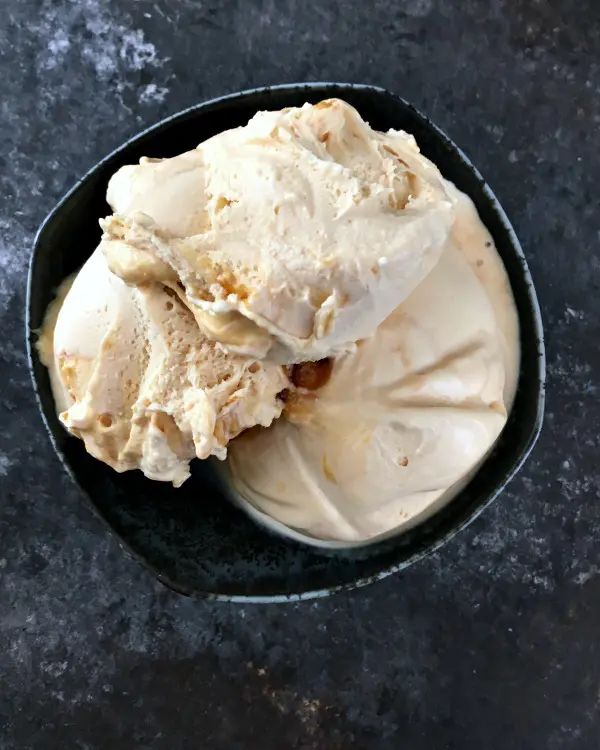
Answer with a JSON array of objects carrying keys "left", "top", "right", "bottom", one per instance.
[
  {"left": 36, "top": 274, "right": 75, "bottom": 416},
  {"left": 101, "top": 99, "right": 454, "bottom": 363},
  {"left": 225, "top": 189, "right": 520, "bottom": 544},
  {"left": 41, "top": 249, "right": 287, "bottom": 486},
  {"left": 37, "top": 97, "right": 519, "bottom": 539}
]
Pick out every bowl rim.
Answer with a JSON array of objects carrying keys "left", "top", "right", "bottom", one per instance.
[{"left": 26, "top": 81, "right": 546, "bottom": 603}]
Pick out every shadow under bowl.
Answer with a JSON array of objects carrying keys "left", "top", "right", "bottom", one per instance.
[{"left": 26, "top": 83, "right": 545, "bottom": 602}]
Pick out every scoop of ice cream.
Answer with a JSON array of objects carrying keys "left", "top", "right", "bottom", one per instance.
[
  {"left": 101, "top": 98, "right": 454, "bottom": 363},
  {"left": 225, "top": 239, "right": 514, "bottom": 544},
  {"left": 49, "top": 249, "right": 288, "bottom": 486}
]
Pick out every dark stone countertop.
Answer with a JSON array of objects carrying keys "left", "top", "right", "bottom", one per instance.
[{"left": 1, "top": 1, "right": 599, "bottom": 747}]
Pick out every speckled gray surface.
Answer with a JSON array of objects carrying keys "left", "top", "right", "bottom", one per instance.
[{"left": 1, "top": 0, "right": 599, "bottom": 747}]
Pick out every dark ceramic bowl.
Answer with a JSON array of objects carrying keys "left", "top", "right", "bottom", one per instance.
[{"left": 26, "top": 83, "right": 545, "bottom": 602}]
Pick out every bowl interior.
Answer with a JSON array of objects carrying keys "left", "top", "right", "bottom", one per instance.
[{"left": 27, "top": 83, "right": 545, "bottom": 601}]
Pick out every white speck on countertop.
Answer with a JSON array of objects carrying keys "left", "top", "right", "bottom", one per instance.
[
  {"left": 41, "top": 28, "right": 71, "bottom": 70},
  {"left": 0, "top": 452, "right": 13, "bottom": 476},
  {"left": 574, "top": 567, "right": 600, "bottom": 585},
  {"left": 139, "top": 83, "right": 169, "bottom": 105}
]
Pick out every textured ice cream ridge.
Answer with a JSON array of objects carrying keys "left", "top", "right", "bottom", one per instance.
[{"left": 101, "top": 98, "right": 454, "bottom": 364}]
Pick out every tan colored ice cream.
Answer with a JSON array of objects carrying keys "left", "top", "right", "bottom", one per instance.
[
  {"left": 36, "top": 274, "right": 76, "bottom": 416},
  {"left": 225, "top": 188, "right": 520, "bottom": 544},
  {"left": 37, "top": 97, "right": 519, "bottom": 536},
  {"left": 101, "top": 99, "right": 454, "bottom": 363},
  {"left": 41, "top": 249, "right": 287, "bottom": 486}
]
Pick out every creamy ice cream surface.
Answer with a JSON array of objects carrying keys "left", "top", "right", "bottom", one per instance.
[
  {"left": 101, "top": 98, "right": 454, "bottom": 363},
  {"left": 37, "top": 97, "right": 520, "bottom": 540},
  {"left": 225, "top": 189, "right": 520, "bottom": 544},
  {"left": 36, "top": 274, "right": 75, "bottom": 416},
  {"left": 43, "top": 250, "right": 287, "bottom": 486}
]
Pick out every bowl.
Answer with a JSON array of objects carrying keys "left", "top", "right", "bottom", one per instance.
[{"left": 26, "top": 83, "right": 545, "bottom": 602}]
